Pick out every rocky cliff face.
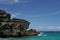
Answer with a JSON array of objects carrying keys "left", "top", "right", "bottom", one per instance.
[
  {"left": 0, "top": 10, "right": 11, "bottom": 22},
  {"left": 0, "top": 10, "right": 39, "bottom": 38}
]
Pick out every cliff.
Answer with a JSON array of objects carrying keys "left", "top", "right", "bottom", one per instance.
[{"left": 0, "top": 10, "right": 40, "bottom": 38}]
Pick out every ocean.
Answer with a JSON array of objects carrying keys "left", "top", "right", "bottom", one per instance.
[{"left": 0, "top": 31, "right": 60, "bottom": 40}]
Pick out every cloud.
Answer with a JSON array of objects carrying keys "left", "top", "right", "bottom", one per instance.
[
  {"left": 0, "top": 0, "right": 29, "bottom": 4},
  {"left": 0, "top": 0, "right": 19, "bottom": 4},
  {"left": 29, "top": 25, "right": 60, "bottom": 31},
  {"left": 10, "top": 0, "right": 20, "bottom": 4},
  {"left": 37, "top": 26, "right": 60, "bottom": 31},
  {"left": 40, "top": 11, "right": 60, "bottom": 17},
  {"left": 11, "top": 13, "right": 21, "bottom": 18},
  {"left": 55, "top": 11, "right": 60, "bottom": 14},
  {"left": 50, "top": 11, "right": 60, "bottom": 16},
  {"left": 13, "top": 0, "right": 19, "bottom": 3}
]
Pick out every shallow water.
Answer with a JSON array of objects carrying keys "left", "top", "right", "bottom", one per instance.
[{"left": 0, "top": 32, "right": 60, "bottom": 40}]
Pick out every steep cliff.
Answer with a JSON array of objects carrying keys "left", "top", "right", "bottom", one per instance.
[{"left": 0, "top": 10, "right": 39, "bottom": 38}]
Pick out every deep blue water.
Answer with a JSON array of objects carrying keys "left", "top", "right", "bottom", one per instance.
[{"left": 0, "top": 31, "right": 60, "bottom": 40}]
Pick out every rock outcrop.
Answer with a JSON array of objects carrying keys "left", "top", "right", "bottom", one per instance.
[{"left": 0, "top": 10, "right": 40, "bottom": 38}]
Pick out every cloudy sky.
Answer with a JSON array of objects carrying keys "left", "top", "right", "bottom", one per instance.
[{"left": 0, "top": 0, "right": 60, "bottom": 31}]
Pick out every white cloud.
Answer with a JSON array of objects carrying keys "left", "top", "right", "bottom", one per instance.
[
  {"left": 50, "top": 11, "right": 60, "bottom": 16},
  {"left": 0, "top": 0, "right": 19, "bottom": 4},
  {"left": 11, "top": 13, "right": 21, "bottom": 18},
  {"left": 38, "top": 26, "right": 60, "bottom": 31},
  {"left": 55, "top": 11, "right": 60, "bottom": 14},
  {"left": 0, "top": 0, "right": 29, "bottom": 4},
  {"left": 13, "top": 0, "right": 19, "bottom": 3},
  {"left": 9, "top": 0, "right": 20, "bottom": 4},
  {"left": 29, "top": 25, "right": 60, "bottom": 31},
  {"left": 40, "top": 11, "right": 60, "bottom": 16}
]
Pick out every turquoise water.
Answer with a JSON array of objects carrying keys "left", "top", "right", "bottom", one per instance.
[{"left": 0, "top": 31, "right": 60, "bottom": 40}]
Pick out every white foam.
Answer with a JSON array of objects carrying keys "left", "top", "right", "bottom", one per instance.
[{"left": 38, "top": 32, "right": 43, "bottom": 36}]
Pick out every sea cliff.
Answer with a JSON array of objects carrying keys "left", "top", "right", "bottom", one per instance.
[{"left": 0, "top": 10, "right": 40, "bottom": 38}]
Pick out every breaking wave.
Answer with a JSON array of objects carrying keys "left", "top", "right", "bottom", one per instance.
[{"left": 38, "top": 32, "right": 47, "bottom": 36}]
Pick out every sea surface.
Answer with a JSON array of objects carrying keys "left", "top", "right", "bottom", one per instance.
[{"left": 0, "top": 31, "right": 60, "bottom": 40}]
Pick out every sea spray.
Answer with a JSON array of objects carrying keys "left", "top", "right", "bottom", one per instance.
[
  {"left": 38, "top": 32, "right": 48, "bottom": 36},
  {"left": 38, "top": 32, "right": 43, "bottom": 36}
]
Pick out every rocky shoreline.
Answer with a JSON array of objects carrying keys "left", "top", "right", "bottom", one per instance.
[{"left": 0, "top": 10, "right": 40, "bottom": 38}]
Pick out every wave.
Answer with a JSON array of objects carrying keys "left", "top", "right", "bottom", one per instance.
[
  {"left": 38, "top": 32, "right": 43, "bottom": 36},
  {"left": 38, "top": 32, "right": 48, "bottom": 36}
]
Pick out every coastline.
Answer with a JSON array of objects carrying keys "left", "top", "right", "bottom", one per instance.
[{"left": 0, "top": 10, "right": 40, "bottom": 38}]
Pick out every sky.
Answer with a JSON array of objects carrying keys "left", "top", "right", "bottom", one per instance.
[{"left": 0, "top": 0, "right": 60, "bottom": 31}]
